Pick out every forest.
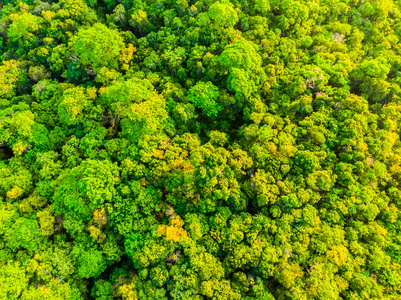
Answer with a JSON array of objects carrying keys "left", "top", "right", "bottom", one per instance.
[{"left": 0, "top": 0, "right": 401, "bottom": 299}]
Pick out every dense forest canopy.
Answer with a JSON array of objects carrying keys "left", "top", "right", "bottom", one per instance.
[{"left": 0, "top": 0, "right": 401, "bottom": 299}]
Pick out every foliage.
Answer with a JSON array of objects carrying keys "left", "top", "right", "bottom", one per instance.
[
  {"left": 1, "top": 0, "right": 401, "bottom": 299},
  {"left": 73, "top": 23, "right": 125, "bottom": 72}
]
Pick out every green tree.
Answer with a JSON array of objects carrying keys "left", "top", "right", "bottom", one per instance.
[
  {"left": 209, "top": 1, "right": 239, "bottom": 28},
  {"left": 52, "top": 159, "right": 119, "bottom": 222},
  {"left": 4, "top": 218, "right": 42, "bottom": 252},
  {"left": 0, "top": 262, "right": 29, "bottom": 300},
  {"left": 99, "top": 78, "right": 168, "bottom": 141},
  {"left": 187, "top": 81, "right": 222, "bottom": 117},
  {"left": 7, "top": 12, "right": 43, "bottom": 57},
  {"left": 73, "top": 23, "right": 125, "bottom": 72},
  {"left": 58, "top": 86, "right": 96, "bottom": 126},
  {"left": 73, "top": 248, "right": 107, "bottom": 278}
]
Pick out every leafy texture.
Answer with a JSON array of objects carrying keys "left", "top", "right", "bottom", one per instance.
[{"left": 0, "top": 0, "right": 401, "bottom": 299}]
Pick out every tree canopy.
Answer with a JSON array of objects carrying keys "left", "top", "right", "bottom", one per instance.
[{"left": 0, "top": 0, "right": 401, "bottom": 299}]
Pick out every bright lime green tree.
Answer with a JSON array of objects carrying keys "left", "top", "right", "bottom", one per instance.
[{"left": 73, "top": 23, "right": 125, "bottom": 72}]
